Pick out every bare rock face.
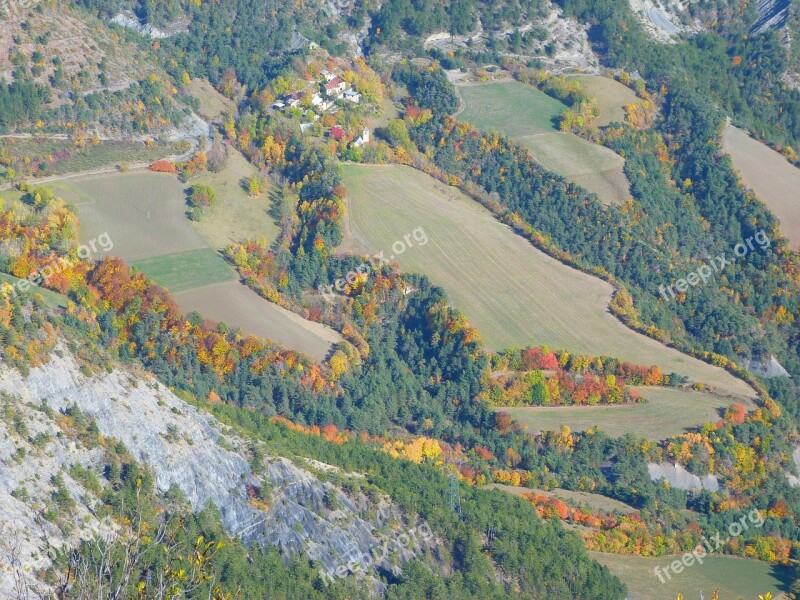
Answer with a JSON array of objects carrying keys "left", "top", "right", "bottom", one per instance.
[
  {"left": 628, "top": 0, "right": 704, "bottom": 43},
  {"left": 648, "top": 462, "right": 720, "bottom": 492},
  {"left": 752, "top": 0, "right": 791, "bottom": 35},
  {"left": 0, "top": 348, "right": 433, "bottom": 597},
  {"left": 110, "top": 13, "right": 188, "bottom": 39},
  {"left": 787, "top": 447, "right": 800, "bottom": 487},
  {"left": 423, "top": 3, "right": 601, "bottom": 74},
  {"left": 747, "top": 354, "right": 791, "bottom": 379}
]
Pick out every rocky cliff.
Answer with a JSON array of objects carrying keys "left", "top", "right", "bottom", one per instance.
[{"left": 0, "top": 346, "right": 435, "bottom": 597}]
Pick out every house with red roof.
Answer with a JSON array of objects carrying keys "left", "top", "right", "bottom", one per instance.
[{"left": 323, "top": 76, "right": 347, "bottom": 97}]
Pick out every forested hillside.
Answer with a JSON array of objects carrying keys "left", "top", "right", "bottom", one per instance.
[{"left": 3, "top": 0, "right": 800, "bottom": 598}]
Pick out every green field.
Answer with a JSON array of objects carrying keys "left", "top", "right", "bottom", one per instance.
[
  {"left": 51, "top": 171, "right": 340, "bottom": 358},
  {"left": 0, "top": 273, "right": 69, "bottom": 309},
  {"left": 131, "top": 249, "right": 236, "bottom": 293},
  {"left": 567, "top": 75, "right": 639, "bottom": 126},
  {"left": 188, "top": 148, "right": 280, "bottom": 249},
  {"left": 341, "top": 164, "right": 755, "bottom": 401},
  {"left": 456, "top": 80, "right": 631, "bottom": 204},
  {"left": 592, "top": 552, "right": 792, "bottom": 600},
  {"left": 457, "top": 80, "right": 566, "bottom": 135},
  {"left": 499, "top": 386, "right": 753, "bottom": 441}
]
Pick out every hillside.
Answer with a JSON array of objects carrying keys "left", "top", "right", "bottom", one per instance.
[
  {"left": 456, "top": 80, "right": 632, "bottom": 205},
  {"left": 341, "top": 163, "right": 755, "bottom": 401},
  {"left": 0, "top": 345, "right": 434, "bottom": 597},
  {"left": 723, "top": 121, "right": 800, "bottom": 248},
  {"left": 2, "top": 0, "right": 800, "bottom": 597}
]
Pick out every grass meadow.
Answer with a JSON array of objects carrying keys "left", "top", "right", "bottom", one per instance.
[
  {"left": 724, "top": 122, "right": 800, "bottom": 248},
  {"left": 456, "top": 80, "right": 631, "bottom": 204},
  {"left": 341, "top": 164, "right": 755, "bottom": 402},
  {"left": 566, "top": 74, "right": 639, "bottom": 126},
  {"left": 499, "top": 386, "right": 753, "bottom": 441},
  {"left": 51, "top": 171, "right": 340, "bottom": 358},
  {"left": 592, "top": 552, "right": 793, "bottom": 600}
]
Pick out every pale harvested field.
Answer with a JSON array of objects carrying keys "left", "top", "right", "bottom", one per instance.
[
  {"left": 54, "top": 171, "right": 340, "bottom": 358},
  {"left": 341, "top": 164, "right": 755, "bottom": 400},
  {"left": 51, "top": 172, "right": 206, "bottom": 262},
  {"left": 188, "top": 148, "right": 280, "bottom": 249},
  {"left": 723, "top": 122, "right": 800, "bottom": 248},
  {"left": 174, "top": 281, "right": 340, "bottom": 361},
  {"left": 515, "top": 132, "right": 631, "bottom": 204},
  {"left": 456, "top": 80, "right": 631, "bottom": 204},
  {"left": 500, "top": 386, "right": 754, "bottom": 441},
  {"left": 185, "top": 78, "right": 235, "bottom": 121},
  {"left": 566, "top": 75, "right": 639, "bottom": 126}
]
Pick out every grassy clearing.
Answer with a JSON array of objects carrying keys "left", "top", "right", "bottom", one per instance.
[
  {"left": 0, "top": 138, "right": 182, "bottom": 177},
  {"left": 457, "top": 80, "right": 565, "bottom": 135},
  {"left": 174, "top": 280, "right": 341, "bottom": 361},
  {"left": 188, "top": 148, "right": 280, "bottom": 249},
  {"left": 0, "top": 273, "right": 69, "bottom": 308},
  {"left": 52, "top": 171, "right": 340, "bottom": 358},
  {"left": 131, "top": 248, "right": 236, "bottom": 293},
  {"left": 456, "top": 80, "right": 631, "bottom": 204},
  {"left": 566, "top": 75, "right": 639, "bottom": 126},
  {"left": 185, "top": 79, "right": 235, "bottom": 121},
  {"left": 486, "top": 484, "right": 637, "bottom": 514},
  {"left": 723, "top": 122, "right": 800, "bottom": 248},
  {"left": 499, "top": 386, "right": 752, "bottom": 441},
  {"left": 341, "top": 164, "right": 754, "bottom": 400},
  {"left": 592, "top": 552, "right": 792, "bottom": 600},
  {"left": 50, "top": 172, "right": 207, "bottom": 262}
]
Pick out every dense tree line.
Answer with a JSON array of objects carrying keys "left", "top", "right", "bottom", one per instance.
[
  {"left": 556, "top": 0, "right": 800, "bottom": 151},
  {"left": 0, "top": 79, "right": 50, "bottom": 132}
]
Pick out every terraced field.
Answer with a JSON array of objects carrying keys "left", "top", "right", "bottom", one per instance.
[
  {"left": 50, "top": 171, "right": 340, "bottom": 360},
  {"left": 499, "top": 386, "right": 754, "bottom": 441},
  {"left": 723, "top": 122, "right": 800, "bottom": 248},
  {"left": 341, "top": 164, "right": 755, "bottom": 401},
  {"left": 456, "top": 80, "right": 631, "bottom": 205}
]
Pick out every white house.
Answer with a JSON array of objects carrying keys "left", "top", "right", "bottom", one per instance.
[
  {"left": 352, "top": 127, "right": 370, "bottom": 148},
  {"left": 323, "top": 77, "right": 347, "bottom": 97},
  {"left": 343, "top": 89, "right": 361, "bottom": 104},
  {"left": 284, "top": 92, "right": 302, "bottom": 108}
]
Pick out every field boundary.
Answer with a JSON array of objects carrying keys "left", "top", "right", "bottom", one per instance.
[{"left": 382, "top": 160, "right": 760, "bottom": 403}]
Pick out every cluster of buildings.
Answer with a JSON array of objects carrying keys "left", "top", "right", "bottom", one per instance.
[
  {"left": 271, "top": 68, "right": 370, "bottom": 147},
  {"left": 271, "top": 69, "right": 362, "bottom": 114}
]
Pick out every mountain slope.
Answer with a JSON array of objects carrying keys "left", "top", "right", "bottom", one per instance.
[{"left": 0, "top": 344, "right": 436, "bottom": 597}]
